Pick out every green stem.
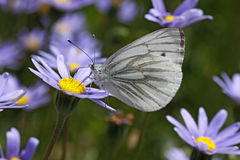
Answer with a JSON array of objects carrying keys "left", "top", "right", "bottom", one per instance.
[
  {"left": 190, "top": 148, "right": 212, "bottom": 160},
  {"left": 132, "top": 113, "right": 150, "bottom": 160},
  {"left": 61, "top": 117, "right": 70, "bottom": 160},
  {"left": 42, "top": 114, "right": 67, "bottom": 160}
]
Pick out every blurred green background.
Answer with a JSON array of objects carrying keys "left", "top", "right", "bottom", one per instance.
[{"left": 0, "top": 0, "right": 240, "bottom": 159}]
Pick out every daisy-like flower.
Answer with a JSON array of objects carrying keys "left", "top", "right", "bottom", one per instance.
[
  {"left": 0, "top": 0, "right": 45, "bottom": 13},
  {"left": 165, "top": 148, "right": 189, "bottom": 160},
  {"left": 94, "top": 0, "right": 138, "bottom": 23},
  {"left": 145, "top": 0, "right": 213, "bottom": 28},
  {"left": 167, "top": 107, "right": 240, "bottom": 155},
  {"left": 41, "top": 32, "right": 106, "bottom": 72},
  {"left": 51, "top": 13, "right": 85, "bottom": 40},
  {"left": 29, "top": 54, "right": 115, "bottom": 111},
  {"left": 0, "top": 40, "right": 23, "bottom": 70},
  {"left": 0, "top": 73, "right": 26, "bottom": 111},
  {"left": 213, "top": 73, "right": 240, "bottom": 104},
  {"left": 117, "top": 0, "right": 138, "bottom": 24},
  {"left": 19, "top": 28, "right": 46, "bottom": 51},
  {"left": 165, "top": 148, "right": 221, "bottom": 160},
  {"left": 47, "top": 0, "right": 93, "bottom": 11},
  {"left": 0, "top": 127, "right": 39, "bottom": 160},
  {"left": 5, "top": 75, "right": 50, "bottom": 110}
]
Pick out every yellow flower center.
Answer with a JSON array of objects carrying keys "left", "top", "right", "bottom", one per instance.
[
  {"left": 196, "top": 137, "right": 216, "bottom": 152},
  {"left": 59, "top": 77, "right": 86, "bottom": 94},
  {"left": 10, "top": 157, "right": 21, "bottom": 160},
  {"left": 16, "top": 95, "right": 29, "bottom": 105},
  {"left": 164, "top": 15, "right": 174, "bottom": 21},
  {"left": 68, "top": 63, "right": 80, "bottom": 72},
  {"left": 55, "top": 0, "right": 71, "bottom": 4},
  {"left": 54, "top": 22, "right": 72, "bottom": 35},
  {"left": 25, "top": 34, "right": 41, "bottom": 51},
  {"left": 38, "top": 3, "right": 51, "bottom": 14}
]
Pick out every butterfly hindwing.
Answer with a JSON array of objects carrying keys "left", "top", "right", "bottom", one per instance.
[{"left": 96, "top": 28, "right": 185, "bottom": 112}]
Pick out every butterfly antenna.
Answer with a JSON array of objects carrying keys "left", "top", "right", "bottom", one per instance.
[
  {"left": 92, "top": 34, "right": 96, "bottom": 64},
  {"left": 67, "top": 40, "right": 94, "bottom": 64}
]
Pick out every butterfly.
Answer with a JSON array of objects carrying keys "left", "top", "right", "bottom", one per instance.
[{"left": 91, "top": 28, "right": 185, "bottom": 112}]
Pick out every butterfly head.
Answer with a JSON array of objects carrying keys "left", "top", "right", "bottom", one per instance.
[{"left": 91, "top": 64, "right": 106, "bottom": 89}]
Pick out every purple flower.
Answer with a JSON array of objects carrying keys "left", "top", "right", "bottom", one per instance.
[
  {"left": 166, "top": 107, "right": 240, "bottom": 155},
  {"left": 47, "top": 0, "right": 93, "bottom": 11},
  {"left": 0, "top": 127, "right": 39, "bottom": 160},
  {"left": 213, "top": 73, "right": 240, "bottom": 104},
  {"left": 165, "top": 148, "right": 221, "bottom": 160},
  {"left": 19, "top": 28, "right": 46, "bottom": 51},
  {"left": 94, "top": 0, "right": 111, "bottom": 12},
  {"left": 51, "top": 13, "right": 85, "bottom": 40},
  {"left": 5, "top": 75, "right": 50, "bottom": 110},
  {"left": 145, "top": 0, "right": 213, "bottom": 28},
  {"left": 0, "top": 0, "right": 45, "bottom": 13},
  {"left": 165, "top": 148, "right": 189, "bottom": 160},
  {"left": 29, "top": 54, "right": 115, "bottom": 111},
  {"left": 41, "top": 33, "right": 106, "bottom": 72},
  {"left": 117, "top": 1, "right": 138, "bottom": 24},
  {"left": 0, "top": 40, "right": 23, "bottom": 70},
  {"left": 0, "top": 73, "right": 26, "bottom": 111}
]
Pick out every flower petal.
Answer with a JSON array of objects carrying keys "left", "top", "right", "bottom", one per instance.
[
  {"left": 6, "top": 128, "right": 20, "bottom": 159},
  {"left": 151, "top": 0, "right": 166, "bottom": 15},
  {"left": 214, "top": 122, "right": 240, "bottom": 143},
  {"left": 20, "top": 137, "right": 39, "bottom": 160},
  {"left": 89, "top": 99, "right": 116, "bottom": 112},
  {"left": 174, "top": 0, "right": 199, "bottom": 15},
  {"left": 198, "top": 107, "right": 208, "bottom": 136},
  {"left": 174, "top": 127, "right": 195, "bottom": 146},
  {"left": 57, "top": 55, "right": 70, "bottom": 78},
  {"left": 73, "top": 67, "right": 92, "bottom": 85},
  {"left": 180, "top": 108, "right": 199, "bottom": 138},
  {"left": 0, "top": 73, "right": 9, "bottom": 96},
  {"left": 205, "top": 109, "right": 227, "bottom": 138}
]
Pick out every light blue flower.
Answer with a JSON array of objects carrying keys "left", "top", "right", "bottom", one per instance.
[
  {"left": 0, "top": 40, "right": 23, "bottom": 70},
  {"left": 213, "top": 72, "right": 240, "bottom": 104},
  {"left": 145, "top": 0, "right": 213, "bottom": 28},
  {"left": 117, "top": 1, "right": 138, "bottom": 24},
  {"left": 165, "top": 148, "right": 221, "bottom": 160},
  {"left": 0, "top": 127, "right": 39, "bottom": 160},
  {"left": 29, "top": 54, "right": 115, "bottom": 111},
  {"left": 19, "top": 28, "right": 46, "bottom": 51},
  {"left": 167, "top": 107, "right": 240, "bottom": 155},
  {"left": 5, "top": 75, "right": 50, "bottom": 110},
  {"left": 47, "top": 0, "right": 93, "bottom": 11},
  {"left": 0, "top": 73, "right": 26, "bottom": 111},
  {"left": 165, "top": 148, "right": 189, "bottom": 160},
  {"left": 51, "top": 13, "right": 86, "bottom": 40}
]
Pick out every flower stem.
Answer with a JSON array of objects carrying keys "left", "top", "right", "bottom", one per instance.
[
  {"left": 42, "top": 114, "right": 67, "bottom": 160},
  {"left": 190, "top": 148, "right": 212, "bottom": 160},
  {"left": 61, "top": 117, "right": 70, "bottom": 160},
  {"left": 132, "top": 112, "right": 150, "bottom": 160}
]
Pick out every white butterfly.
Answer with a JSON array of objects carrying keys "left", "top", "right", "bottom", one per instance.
[{"left": 91, "top": 28, "right": 185, "bottom": 112}]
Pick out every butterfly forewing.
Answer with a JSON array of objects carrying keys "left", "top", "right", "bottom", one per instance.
[{"left": 94, "top": 28, "right": 185, "bottom": 112}]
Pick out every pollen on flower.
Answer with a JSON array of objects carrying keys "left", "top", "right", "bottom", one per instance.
[
  {"left": 59, "top": 77, "right": 86, "bottom": 94},
  {"left": 25, "top": 34, "right": 41, "bottom": 51},
  {"left": 17, "top": 95, "right": 29, "bottom": 105},
  {"left": 68, "top": 63, "right": 80, "bottom": 72},
  {"left": 10, "top": 157, "right": 21, "bottom": 160},
  {"left": 54, "top": 22, "right": 71, "bottom": 35},
  {"left": 164, "top": 15, "right": 174, "bottom": 21},
  {"left": 196, "top": 137, "right": 216, "bottom": 151}
]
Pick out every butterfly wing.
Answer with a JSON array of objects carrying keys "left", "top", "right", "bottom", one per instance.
[{"left": 101, "top": 28, "right": 184, "bottom": 112}]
